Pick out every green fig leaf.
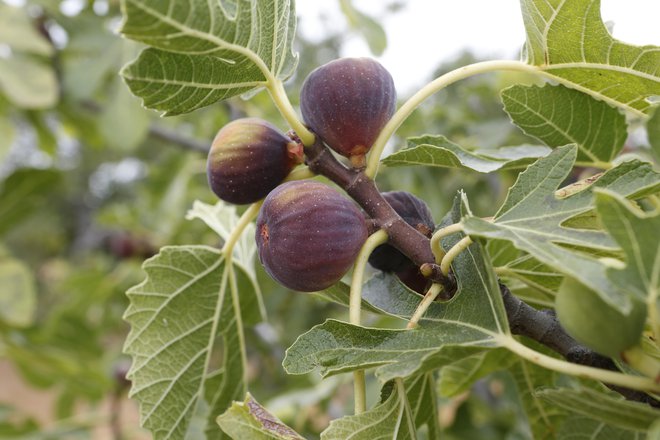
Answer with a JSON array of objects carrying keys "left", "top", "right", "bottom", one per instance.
[
  {"left": 520, "top": 0, "right": 660, "bottom": 117},
  {"left": 120, "top": 0, "right": 298, "bottom": 115},
  {"left": 501, "top": 84, "right": 628, "bottom": 164}
]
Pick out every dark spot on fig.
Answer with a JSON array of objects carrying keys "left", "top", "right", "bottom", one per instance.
[
  {"left": 255, "top": 180, "right": 368, "bottom": 292},
  {"left": 300, "top": 57, "right": 396, "bottom": 164}
]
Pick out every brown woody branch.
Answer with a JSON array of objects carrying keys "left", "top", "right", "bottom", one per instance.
[{"left": 303, "top": 138, "right": 658, "bottom": 407}]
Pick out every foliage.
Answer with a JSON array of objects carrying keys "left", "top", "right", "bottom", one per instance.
[{"left": 1, "top": 0, "right": 659, "bottom": 439}]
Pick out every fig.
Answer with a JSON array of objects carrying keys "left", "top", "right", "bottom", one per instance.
[
  {"left": 368, "top": 191, "right": 435, "bottom": 273},
  {"left": 256, "top": 180, "right": 368, "bottom": 292},
  {"left": 395, "top": 264, "right": 430, "bottom": 295},
  {"left": 207, "top": 118, "right": 302, "bottom": 204},
  {"left": 555, "top": 276, "right": 646, "bottom": 358},
  {"left": 300, "top": 57, "right": 396, "bottom": 167}
]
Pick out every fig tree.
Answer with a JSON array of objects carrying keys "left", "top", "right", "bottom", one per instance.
[
  {"left": 255, "top": 180, "right": 368, "bottom": 292},
  {"left": 555, "top": 276, "right": 646, "bottom": 358},
  {"left": 300, "top": 57, "right": 396, "bottom": 167},
  {"left": 368, "top": 191, "right": 435, "bottom": 273},
  {"left": 207, "top": 118, "right": 303, "bottom": 205}
]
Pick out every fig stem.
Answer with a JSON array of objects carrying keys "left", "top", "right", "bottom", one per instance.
[
  {"left": 622, "top": 345, "right": 660, "bottom": 381},
  {"left": 221, "top": 201, "right": 263, "bottom": 257},
  {"left": 440, "top": 236, "right": 473, "bottom": 276},
  {"left": 406, "top": 283, "right": 443, "bottom": 329},
  {"left": 349, "top": 229, "right": 388, "bottom": 415},
  {"left": 430, "top": 223, "right": 465, "bottom": 262},
  {"left": 499, "top": 334, "right": 660, "bottom": 394},
  {"left": 268, "top": 79, "right": 315, "bottom": 146},
  {"left": 284, "top": 166, "right": 315, "bottom": 182},
  {"left": 365, "top": 60, "right": 543, "bottom": 179}
]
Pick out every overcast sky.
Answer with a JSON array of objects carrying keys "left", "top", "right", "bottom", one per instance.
[{"left": 296, "top": 0, "right": 660, "bottom": 94}]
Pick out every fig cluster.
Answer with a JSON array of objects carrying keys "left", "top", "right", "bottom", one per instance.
[{"left": 205, "top": 57, "right": 400, "bottom": 291}]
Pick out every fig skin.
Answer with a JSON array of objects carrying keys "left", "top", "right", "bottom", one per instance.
[
  {"left": 256, "top": 180, "right": 368, "bottom": 292},
  {"left": 300, "top": 57, "right": 396, "bottom": 166},
  {"left": 207, "top": 118, "right": 302, "bottom": 205},
  {"left": 555, "top": 276, "right": 646, "bottom": 358},
  {"left": 368, "top": 191, "right": 435, "bottom": 273}
]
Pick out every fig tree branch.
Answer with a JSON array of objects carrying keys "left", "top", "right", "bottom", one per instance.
[
  {"left": 304, "top": 139, "right": 453, "bottom": 292},
  {"left": 303, "top": 137, "right": 659, "bottom": 407}
]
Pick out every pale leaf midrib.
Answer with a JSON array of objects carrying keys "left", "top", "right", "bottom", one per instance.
[
  {"left": 543, "top": 61, "right": 660, "bottom": 83},
  {"left": 123, "top": 76, "right": 265, "bottom": 90}
]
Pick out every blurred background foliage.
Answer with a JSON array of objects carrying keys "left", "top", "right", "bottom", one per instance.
[{"left": 0, "top": 1, "right": 654, "bottom": 439}]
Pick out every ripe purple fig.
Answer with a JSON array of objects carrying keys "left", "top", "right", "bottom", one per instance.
[
  {"left": 256, "top": 180, "right": 368, "bottom": 292},
  {"left": 207, "top": 118, "right": 303, "bottom": 205},
  {"left": 300, "top": 57, "right": 396, "bottom": 167},
  {"left": 368, "top": 191, "right": 435, "bottom": 273}
]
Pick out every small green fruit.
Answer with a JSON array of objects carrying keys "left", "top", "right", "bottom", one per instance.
[
  {"left": 207, "top": 118, "right": 302, "bottom": 204},
  {"left": 555, "top": 276, "right": 646, "bottom": 358}
]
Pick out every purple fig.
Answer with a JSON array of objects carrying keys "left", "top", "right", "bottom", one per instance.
[
  {"left": 207, "top": 118, "right": 303, "bottom": 205},
  {"left": 256, "top": 180, "right": 368, "bottom": 292},
  {"left": 368, "top": 191, "right": 435, "bottom": 273},
  {"left": 300, "top": 57, "right": 396, "bottom": 167}
]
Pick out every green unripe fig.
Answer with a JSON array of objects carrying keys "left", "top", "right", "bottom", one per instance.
[
  {"left": 207, "top": 118, "right": 303, "bottom": 205},
  {"left": 255, "top": 180, "right": 368, "bottom": 292},
  {"left": 555, "top": 276, "right": 646, "bottom": 358},
  {"left": 300, "top": 57, "right": 396, "bottom": 167}
]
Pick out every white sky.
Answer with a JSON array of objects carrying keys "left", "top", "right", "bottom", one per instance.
[{"left": 296, "top": 0, "right": 660, "bottom": 95}]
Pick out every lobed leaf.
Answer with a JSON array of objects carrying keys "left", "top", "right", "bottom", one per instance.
[
  {"left": 320, "top": 380, "right": 416, "bottom": 440},
  {"left": 501, "top": 84, "right": 628, "bottom": 163},
  {"left": 438, "top": 349, "right": 514, "bottom": 398},
  {"left": 217, "top": 393, "right": 304, "bottom": 440},
  {"left": 283, "top": 319, "right": 494, "bottom": 383},
  {"left": 404, "top": 374, "right": 440, "bottom": 438},
  {"left": 557, "top": 415, "right": 645, "bottom": 439},
  {"left": 509, "top": 358, "right": 565, "bottom": 439},
  {"left": 595, "top": 190, "right": 660, "bottom": 303},
  {"left": 520, "top": 0, "right": 660, "bottom": 117},
  {"left": 120, "top": 0, "right": 298, "bottom": 115},
  {"left": 538, "top": 388, "right": 660, "bottom": 432},
  {"left": 462, "top": 145, "right": 660, "bottom": 311},
  {"left": 186, "top": 200, "right": 265, "bottom": 323},
  {"left": 382, "top": 135, "right": 550, "bottom": 173},
  {"left": 648, "top": 109, "right": 660, "bottom": 163},
  {"left": 123, "top": 246, "right": 250, "bottom": 439}
]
